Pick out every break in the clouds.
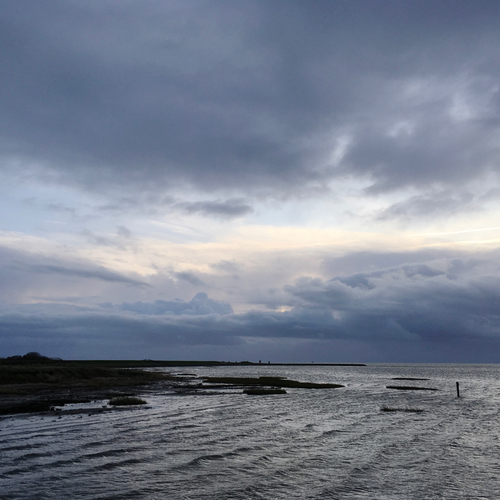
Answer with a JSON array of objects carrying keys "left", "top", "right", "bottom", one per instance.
[{"left": 2, "top": 1, "right": 500, "bottom": 361}]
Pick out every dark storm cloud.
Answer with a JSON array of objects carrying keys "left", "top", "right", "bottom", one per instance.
[
  {"left": 0, "top": 310, "right": 241, "bottom": 350},
  {"left": 284, "top": 255, "right": 500, "bottom": 346},
  {"left": 341, "top": 108, "right": 500, "bottom": 194},
  {"left": 2, "top": 1, "right": 500, "bottom": 200}
]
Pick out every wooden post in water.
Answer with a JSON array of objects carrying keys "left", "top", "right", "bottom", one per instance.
[{"left": 456, "top": 381, "right": 460, "bottom": 398}]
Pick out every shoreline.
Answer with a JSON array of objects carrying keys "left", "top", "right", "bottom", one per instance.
[
  {"left": 0, "top": 356, "right": 368, "bottom": 417},
  {"left": 0, "top": 360, "right": 357, "bottom": 416}
]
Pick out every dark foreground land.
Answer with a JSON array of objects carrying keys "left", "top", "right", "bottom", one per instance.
[
  {"left": 0, "top": 353, "right": 352, "bottom": 416},
  {"left": 0, "top": 355, "right": 177, "bottom": 415}
]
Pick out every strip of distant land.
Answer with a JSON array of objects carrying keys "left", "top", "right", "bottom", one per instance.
[{"left": 68, "top": 360, "right": 366, "bottom": 367}]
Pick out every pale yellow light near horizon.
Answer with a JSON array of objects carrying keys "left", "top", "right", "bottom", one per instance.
[
  {"left": 3, "top": 221, "right": 500, "bottom": 281},
  {"left": 414, "top": 226, "right": 500, "bottom": 236}
]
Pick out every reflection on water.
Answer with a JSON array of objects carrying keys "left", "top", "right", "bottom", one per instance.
[{"left": 1, "top": 364, "right": 500, "bottom": 499}]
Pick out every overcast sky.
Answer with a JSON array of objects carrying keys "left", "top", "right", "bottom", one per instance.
[{"left": 2, "top": 0, "right": 500, "bottom": 362}]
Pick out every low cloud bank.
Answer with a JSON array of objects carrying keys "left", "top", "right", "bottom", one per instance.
[{"left": 2, "top": 254, "right": 500, "bottom": 362}]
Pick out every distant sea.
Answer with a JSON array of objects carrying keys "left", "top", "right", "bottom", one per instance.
[{"left": 1, "top": 364, "right": 499, "bottom": 499}]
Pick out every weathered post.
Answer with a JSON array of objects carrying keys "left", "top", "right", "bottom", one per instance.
[{"left": 456, "top": 381, "right": 460, "bottom": 398}]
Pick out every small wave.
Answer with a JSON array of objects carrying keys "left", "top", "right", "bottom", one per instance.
[{"left": 91, "top": 457, "right": 144, "bottom": 471}]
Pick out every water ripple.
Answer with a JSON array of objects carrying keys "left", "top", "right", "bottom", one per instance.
[{"left": 2, "top": 364, "right": 500, "bottom": 499}]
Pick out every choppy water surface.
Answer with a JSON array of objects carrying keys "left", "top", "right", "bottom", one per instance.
[{"left": 1, "top": 364, "right": 500, "bottom": 499}]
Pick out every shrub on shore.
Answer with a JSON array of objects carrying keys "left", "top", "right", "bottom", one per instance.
[
  {"left": 243, "top": 388, "right": 287, "bottom": 395},
  {"left": 391, "top": 377, "right": 429, "bottom": 381},
  {"left": 109, "top": 396, "right": 147, "bottom": 406},
  {"left": 0, "top": 364, "right": 168, "bottom": 389},
  {"left": 386, "top": 385, "right": 438, "bottom": 391}
]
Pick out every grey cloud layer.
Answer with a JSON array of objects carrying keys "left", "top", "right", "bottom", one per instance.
[{"left": 2, "top": 1, "right": 500, "bottom": 204}]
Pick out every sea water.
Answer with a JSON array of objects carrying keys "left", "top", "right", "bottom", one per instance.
[{"left": 1, "top": 364, "right": 499, "bottom": 499}]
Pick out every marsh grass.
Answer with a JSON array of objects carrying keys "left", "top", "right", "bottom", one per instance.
[
  {"left": 109, "top": 396, "right": 147, "bottom": 406},
  {"left": 0, "top": 364, "right": 169, "bottom": 393},
  {"left": 203, "top": 376, "right": 344, "bottom": 389},
  {"left": 386, "top": 385, "right": 438, "bottom": 391},
  {"left": 381, "top": 406, "right": 424, "bottom": 413},
  {"left": 391, "top": 377, "right": 430, "bottom": 381},
  {"left": 243, "top": 388, "right": 287, "bottom": 395},
  {"left": 0, "top": 361, "right": 172, "bottom": 415}
]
